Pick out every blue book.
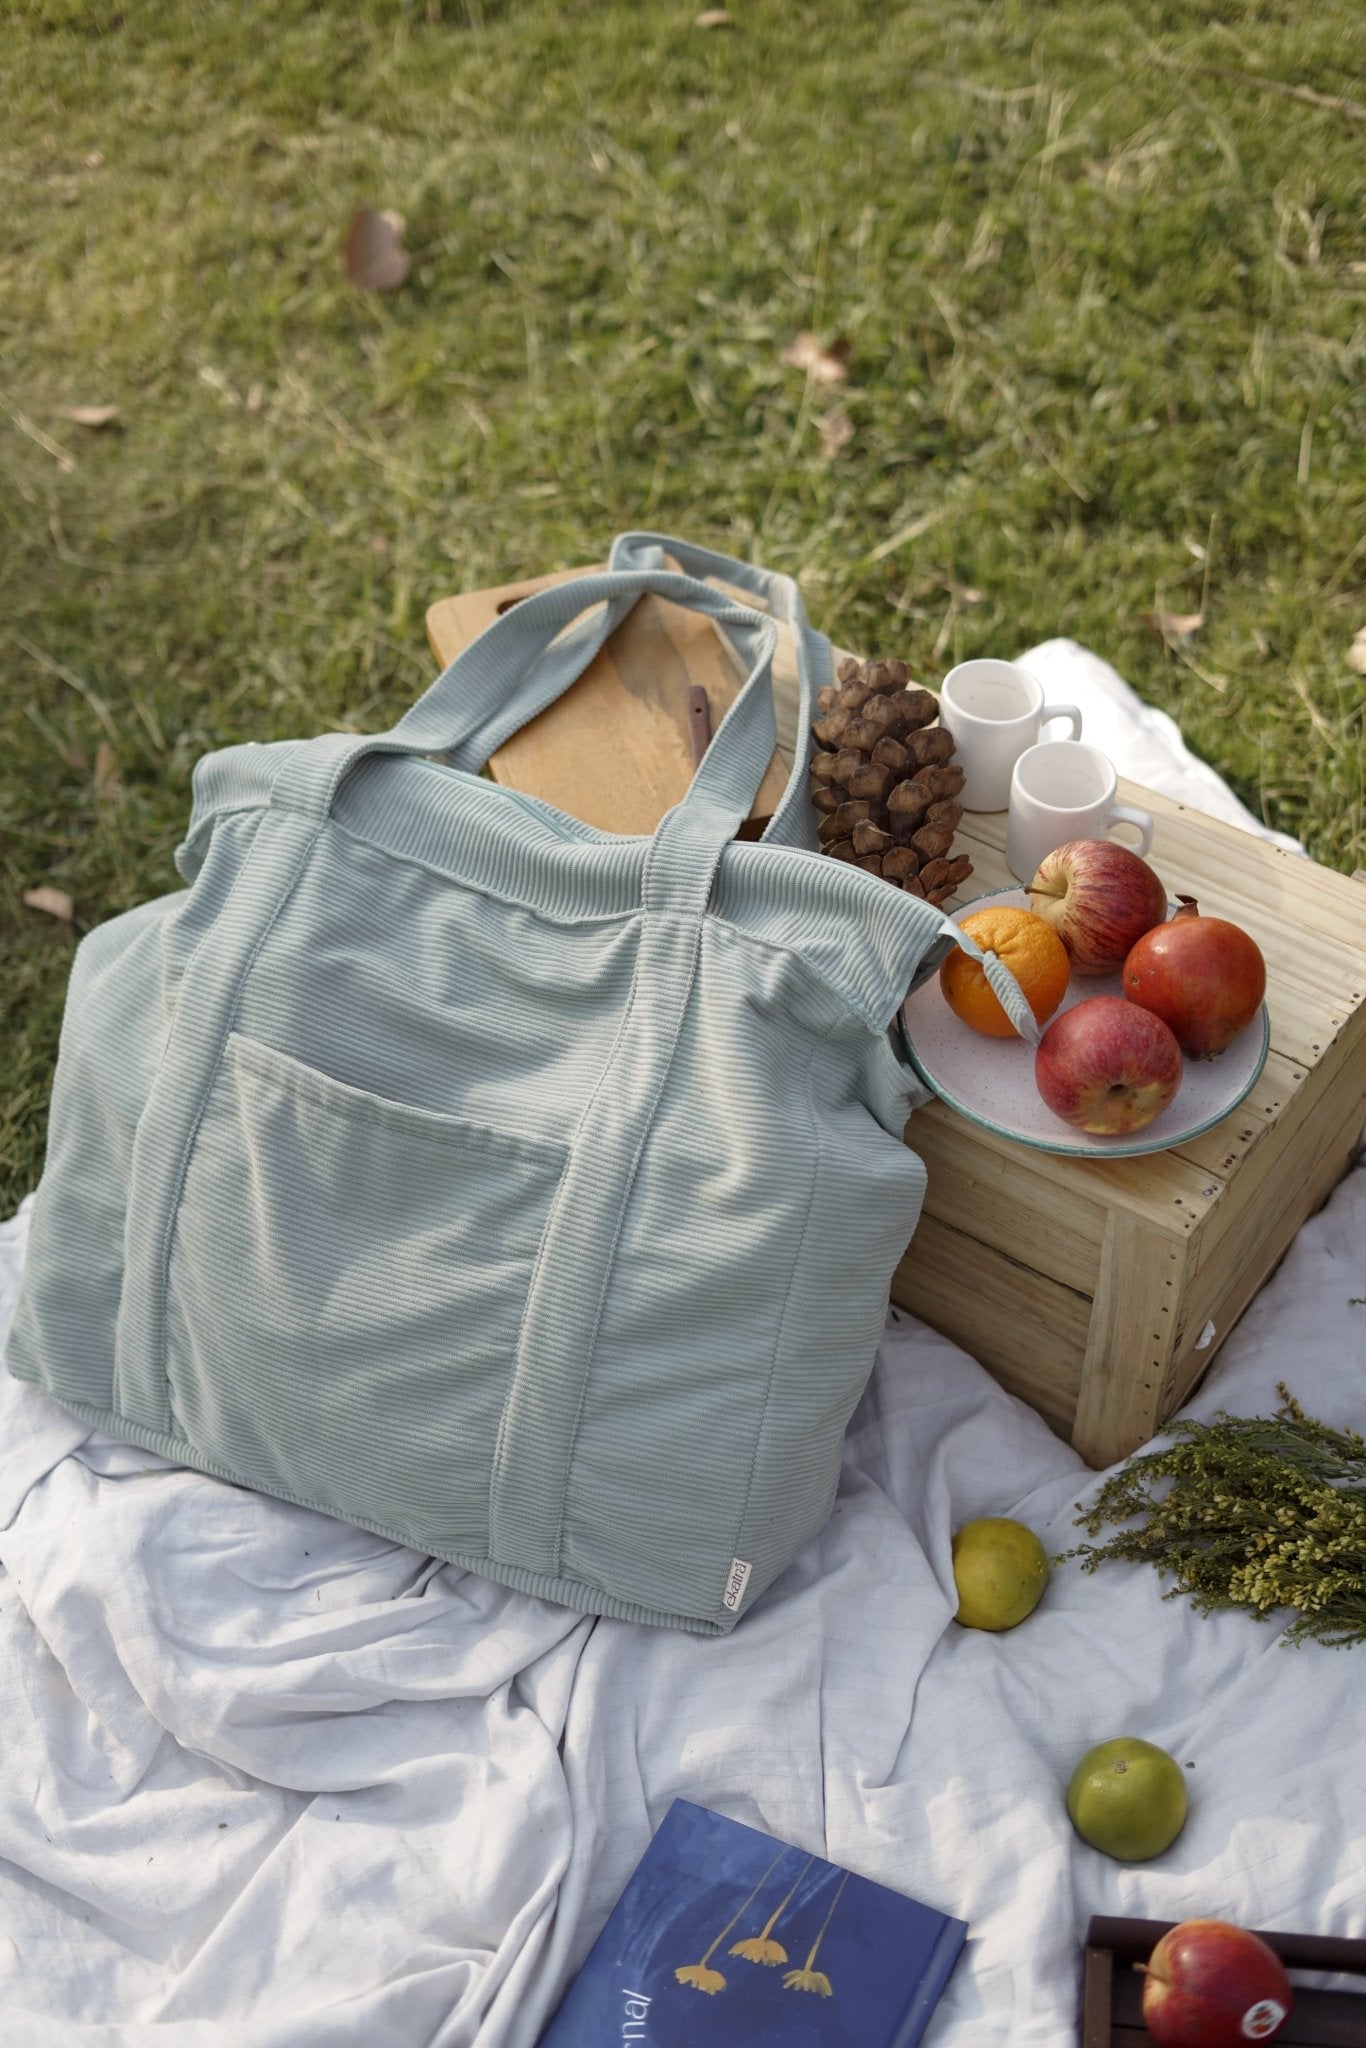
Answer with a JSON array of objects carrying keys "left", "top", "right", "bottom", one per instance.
[{"left": 536, "top": 1798, "right": 968, "bottom": 2047}]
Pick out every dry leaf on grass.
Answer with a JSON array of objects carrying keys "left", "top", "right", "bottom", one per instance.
[
  {"left": 55, "top": 404, "right": 120, "bottom": 429},
  {"left": 695, "top": 9, "right": 733, "bottom": 25},
  {"left": 24, "top": 886, "right": 74, "bottom": 923},
  {"left": 93, "top": 741, "right": 122, "bottom": 802},
  {"left": 782, "top": 331, "right": 851, "bottom": 385},
  {"left": 817, "top": 407, "right": 854, "bottom": 459},
  {"left": 1347, "top": 627, "right": 1366, "bottom": 675},
  {"left": 343, "top": 207, "right": 410, "bottom": 292},
  {"left": 1142, "top": 609, "right": 1204, "bottom": 647}
]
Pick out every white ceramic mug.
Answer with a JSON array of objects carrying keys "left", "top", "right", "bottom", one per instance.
[
  {"left": 939, "top": 658, "right": 1082, "bottom": 812},
  {"left": 1006, "top": 740, "right": 1155, "bottom": 883}
]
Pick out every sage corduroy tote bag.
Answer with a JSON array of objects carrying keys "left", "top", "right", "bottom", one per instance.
[{"left": 6, "top": 534, "right": 1032, "bottom": 1634}]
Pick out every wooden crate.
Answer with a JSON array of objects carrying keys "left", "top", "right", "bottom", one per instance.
[
  {"left": 893, "top": 794, "right": 1366, "bottom": 1465},
  {"left": 1081, "top": 1915, "right": 1366, "bottom": 2046},
  {"left": 427, "top": 566, "right": 1366, "bottom": 1470}
]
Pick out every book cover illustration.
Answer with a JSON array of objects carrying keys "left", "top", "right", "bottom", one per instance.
[{"left": 537, "top": 1798, "right": 968, "bottom": 2047}]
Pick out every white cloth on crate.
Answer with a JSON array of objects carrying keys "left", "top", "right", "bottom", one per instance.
[
  {"left": 1018, "top": 637, "right": 1304, "bottom": 853},
  {"left": 0, "top": 641, "right": 1359, "bottom": 2044}
]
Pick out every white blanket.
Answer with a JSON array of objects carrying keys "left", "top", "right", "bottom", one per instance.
[{"left": 0, "top": 642, "right": 1360, "bottom": 2044}]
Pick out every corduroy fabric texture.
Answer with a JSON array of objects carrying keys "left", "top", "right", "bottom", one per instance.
[{"left": 6, "top": 535, "right": 1024, "bottom": 1633}]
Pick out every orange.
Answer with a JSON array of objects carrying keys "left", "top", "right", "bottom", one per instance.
[
  {"left": 939, "top": 906, "right": 1070, "bottom": 1039},
  {"left": 951, "top": 1517, "right": 1050, "bottom": 1630},
  {"left": 1066, "top": 1736, "right": 1189, "bottom": 1861}
]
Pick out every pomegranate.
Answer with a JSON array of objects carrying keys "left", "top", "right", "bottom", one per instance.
[{"left": 1122, "top": 897, "right": 1266, "bottom": 1058}]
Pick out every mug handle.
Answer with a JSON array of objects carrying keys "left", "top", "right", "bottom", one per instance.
[
  {"left": 1040, "top": 702, "right": 1082, "bottom": 741},
  {"left": 1109, "top": 803, "right": 1155, "bottom": 858}
]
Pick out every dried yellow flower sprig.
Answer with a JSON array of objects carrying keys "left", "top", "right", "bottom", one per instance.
[{"left": 1059, "top": 1387, "right": 1366, "bottom": 1647}]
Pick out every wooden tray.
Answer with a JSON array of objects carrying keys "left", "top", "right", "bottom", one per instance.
[{"left": 1081, "top": 1915, "right": 1366, "bottom": 2045}]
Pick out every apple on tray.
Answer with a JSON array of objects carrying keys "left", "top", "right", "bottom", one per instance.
[
  {"left": 1139, "top": 1918, "right": 1294, "bottom": 2046},
  {"left": 1034, "top": 995, "right": 1182, "bottom": 1136},
  {"left": 1027, "top": 839, "right": 1168, "bottom": 975}
]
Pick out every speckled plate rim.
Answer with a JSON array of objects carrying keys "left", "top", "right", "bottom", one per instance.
[{"left": 901, "top": 889, "right": 1271, "bottom": 1160}]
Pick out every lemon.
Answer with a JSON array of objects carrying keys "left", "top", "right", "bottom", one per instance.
[
  {"left": 951, "top": 1517, "right": 1050, "bottom": 1631},
  {"left": 1066, "top": 1736, "right": 1188, "bottom": 1861}
]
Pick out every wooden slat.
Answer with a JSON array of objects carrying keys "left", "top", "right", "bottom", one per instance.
[
  {"left": 1277, "top": 1993, "right": 1366, "bottom": 2047},
  {"left": 1125, "top": 791, "right": 1366, "bottom": 938},
  {"left": 1081, "top": 1944, "right": 1113, "bottom": 2048},
  {"left": 1190, "top": 1020, "right": 1366, "bottom": 1292},
  {"left": 891, "top": 1215, "right": 1091, "bottom": 1436},
  {"left": 1088, "top": 1916, "right": 1366, "bottom": 1973},
  {"left": 904, "top": 1111, "right": 1108, "bottom": 1296},
  {"left": 1071, "top": 1207, "right": 1196, "bottom": 1466},
  {"left": 1165, "top": 1048, "right": 1298, "bottom": 1176},
  {"left": 910, "top": 1094, "right": 1225, "bottom": 1236},
  {"left": 1176, "top": 1025, "right": 1366, "bottom": 1409}
]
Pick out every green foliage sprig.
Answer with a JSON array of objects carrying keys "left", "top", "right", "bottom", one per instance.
[{"left": 1059, "top": 1388, "right": 1366, "bottom": 1647}]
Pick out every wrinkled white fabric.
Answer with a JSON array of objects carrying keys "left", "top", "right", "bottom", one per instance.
[
  {"left": 1017, "top": 637, "right": 1304, "bottom": 853},
  {"left": 0, "top": 644, "right": 1360, "bottom": 2042}
]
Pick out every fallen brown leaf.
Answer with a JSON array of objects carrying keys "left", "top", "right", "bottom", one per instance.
[
  {"left": 1142, "top": 609, "right": 1204, "bottom": 646},
  {"left": 817, "top": 407, "right": 854, "bottom": 459},
  {"left": 24, "top": 886, "right": 74, "bottom": 923},
  {"left": 343, "top": 207, "right": 411, "bottom": 292},
  {"left": 56, "top": 404, "right": 119, "bottom": 428},
  {"left": 94, "top": 741, "right": 122, "bottom": 802},
  {"left": 782, "top": 331, "right": 851, "bottom": 386},
  {"left": 695, "top": 8, "right": 733, "bottom": 24},
  {"left": 1347, "top": 626, "right": 1366, "bottom": 675}
]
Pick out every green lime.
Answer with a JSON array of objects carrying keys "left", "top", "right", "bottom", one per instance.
[
  {"left": 951, "top": 1517, "right": 1050, "bottom": 1631},
  {"left": 1066, "top": 1736, "right": 1188, "bottom": 1861}
]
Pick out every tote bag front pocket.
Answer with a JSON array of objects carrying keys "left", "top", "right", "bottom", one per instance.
[{"left": 163, "top": 1033, "right": 568, "bottom": 1552}]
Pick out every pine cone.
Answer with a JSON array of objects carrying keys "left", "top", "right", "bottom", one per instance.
[{"left": 810, "top": 656, "right": 973, "bottom": 905}]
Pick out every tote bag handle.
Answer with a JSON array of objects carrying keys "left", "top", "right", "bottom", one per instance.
[
  {"left": 399, "top": 532, "right": 825, "bottom": 848},
  {"left": 267, "top": 533, "right": 1038, "bottom": 1036},
  {"left": 273, "top": 534, "right": 822, "bottom": 850}
]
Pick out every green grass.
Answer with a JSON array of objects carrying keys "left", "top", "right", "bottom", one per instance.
[{"left": 2, "top": 0, "right": 1364, "bottom": 1207}]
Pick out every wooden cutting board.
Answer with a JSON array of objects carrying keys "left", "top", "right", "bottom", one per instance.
[{"left": 424, "top": 558, "right": 811, "bottom": 835}]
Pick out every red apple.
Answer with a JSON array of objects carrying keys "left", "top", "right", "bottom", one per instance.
[
  {"left": 1035, "top": 996, "right": 1182, "bottom": 1135},
  {"left": 1124, "top": 897, "right": 1267, "bottom": 1058},
  {"left": 1026, "top": 839, "right": 1169, "bottom": 975},
  {"left": 1139, "top": 1918, "right": 1293, "bottom": 2046}
]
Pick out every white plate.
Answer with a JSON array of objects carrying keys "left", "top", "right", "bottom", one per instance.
[{"left": 900, "top": 887, "right": 1271, "bottom": 1159}]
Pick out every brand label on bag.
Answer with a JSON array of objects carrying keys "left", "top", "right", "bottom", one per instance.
[{"left": 722, "top": 1558, "right": 752, "bottom": 1612}]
